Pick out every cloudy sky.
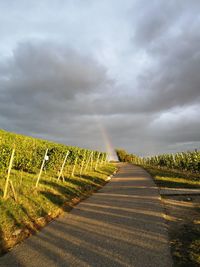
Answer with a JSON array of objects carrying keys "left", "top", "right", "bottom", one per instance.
[{"left": 0, "top": 0, "right": 200, "bottom": 157}]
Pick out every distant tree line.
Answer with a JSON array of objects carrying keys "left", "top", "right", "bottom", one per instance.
[{"left": 115, "top": 149, "right": 142, "bottom": 164}]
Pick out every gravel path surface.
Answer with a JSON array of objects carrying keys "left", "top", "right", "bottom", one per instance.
[{"left": 0, "top": 163, "right": 172, "bottom": 267}]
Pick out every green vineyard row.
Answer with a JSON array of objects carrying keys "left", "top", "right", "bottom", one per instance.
[
  {"left": 116, "top": 149, "right": 200, "bottom": 173},
  {"left": 0, "top": 129, "right": 107, "bottom": 174}
]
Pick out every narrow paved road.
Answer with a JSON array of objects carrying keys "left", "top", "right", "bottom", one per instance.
[{"left": 0, "top": 163, "right": 172, "bottom": 267}]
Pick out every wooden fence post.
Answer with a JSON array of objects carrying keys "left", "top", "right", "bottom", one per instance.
[
  {"left": 84, "top": 152, "right": 93, "bottom": 172},
  {"left": 89, "top": 152, "right": 94, "bottom": 170},
  {"left": 35, "top": 149, "right": 48, "bottom": 188},
  {"left": 99, "top": 153, "right": 104, "bottom": 166},
  {"left": 9, "top": 180, "right": 17, "bottom": 202},
  {"left": 71, "top": 154, "right": 79, "bottom": 178},
  {"left": 57, "top": 151, "right": 69, "bottom": 182},
  {"left": 95, "top": 152, "right": 100, "bottom": 170},
  {"left": 80, "top": 151, "right": 86, "bottom": 177},
  {"left": 3, "top": 148, "right": 15, "bottom": 199},
  {"left": 104, "top": 154, "right": 108, "bottom": 164}
]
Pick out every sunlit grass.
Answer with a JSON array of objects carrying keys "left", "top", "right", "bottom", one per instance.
[
  {"left": 0, "top": 163, "right": 116, "bottom": 254},
  {"left": 145, "top": 166, "right": 200, "bottom": 189}
]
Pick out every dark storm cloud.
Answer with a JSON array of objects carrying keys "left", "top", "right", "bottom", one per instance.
[
  {"left": 132, "top": 0, "right": 200, "bottom": 111},
  {"left": 133, "top": 1, "right": 200, "bottom": 46},
  {"left": 0, "top": 41, "right": 110, "bottom": 112},
  {"left": 0, "top": 41, "right": 107, "bottom": 100},
  {"left": 0, "top": 41, "right": 112, "bottom": 148},
  {"left": 0, "top": 1, "right": 200, "bottom": 156}
]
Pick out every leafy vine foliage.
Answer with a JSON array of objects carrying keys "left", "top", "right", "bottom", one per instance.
[
  {"left": 0, "top": 129, "right": 106, "bottom": 173},
  {"left": 115, "top": 148, "right": 200, "bottom": 173}
]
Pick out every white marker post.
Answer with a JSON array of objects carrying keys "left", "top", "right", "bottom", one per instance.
[
  {"left": 57, "top": 151, "right": 69, "bottom": 182},
  {"left": 3, "top": 148, "right": 15, "bottom": 199},
  {"left": 35, "top": 148, "right": 48, "bottom": 188}
]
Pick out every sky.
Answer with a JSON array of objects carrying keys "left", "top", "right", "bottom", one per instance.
[{"left": 0, "top": 0, "right": 200, "bottom": 158}]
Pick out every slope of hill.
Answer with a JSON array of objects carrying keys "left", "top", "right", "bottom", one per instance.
[{"left": 0, "top": 129, "right": 116, "bottom": 255}]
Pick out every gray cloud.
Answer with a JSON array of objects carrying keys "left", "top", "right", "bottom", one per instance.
[
  {"left": 1, "top": 41, "right": 108, "bottom": 99},
  {"left": 0, "top": 41, "right": 111, "bottom": 113},
  {"left": 0, "top": 1, "right": 200, "bottom": 156},
  {"left": 0, "top": 40, "right": 115, "bottom": 152}
]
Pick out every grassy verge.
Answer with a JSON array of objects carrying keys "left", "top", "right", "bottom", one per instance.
[
  {"left": 145, "top": 166, "right": 200, "bottom": 189},
  {"left": 0, "top": 163, "right": 116, "bottom": 255},
  {"left": 144, "top": 165, "right": 200, "bottom": 267}
]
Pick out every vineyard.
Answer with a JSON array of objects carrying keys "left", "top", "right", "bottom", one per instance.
[
  {"left": 116, "top": 149, "right": 200, "bottom": 173},
  {"left": 0, "top": 129, "right": 107, "bottom": 174},
  {"left": 0, "top": 129, "right": 110, "bottom": 200},
  {"left": 0, "top": 129, "right": 115, "bottom": 254}
]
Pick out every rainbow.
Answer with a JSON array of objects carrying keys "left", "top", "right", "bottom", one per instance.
[{"left": 94, "top": 116, "right": 118, "bottom": 161}]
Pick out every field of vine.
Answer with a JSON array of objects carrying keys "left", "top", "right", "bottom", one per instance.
[
  {"left": 0, "top": 129, "right": 115, "bottom": 254},
  {"left": 116, "top": 149, "right": 200, "bottom": 173},
  {"left": 143, "top": 151, "right": 200, "bottom": 173},
  {"left": 0, "top": 129, "right": 106, "bottom": 174}
]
